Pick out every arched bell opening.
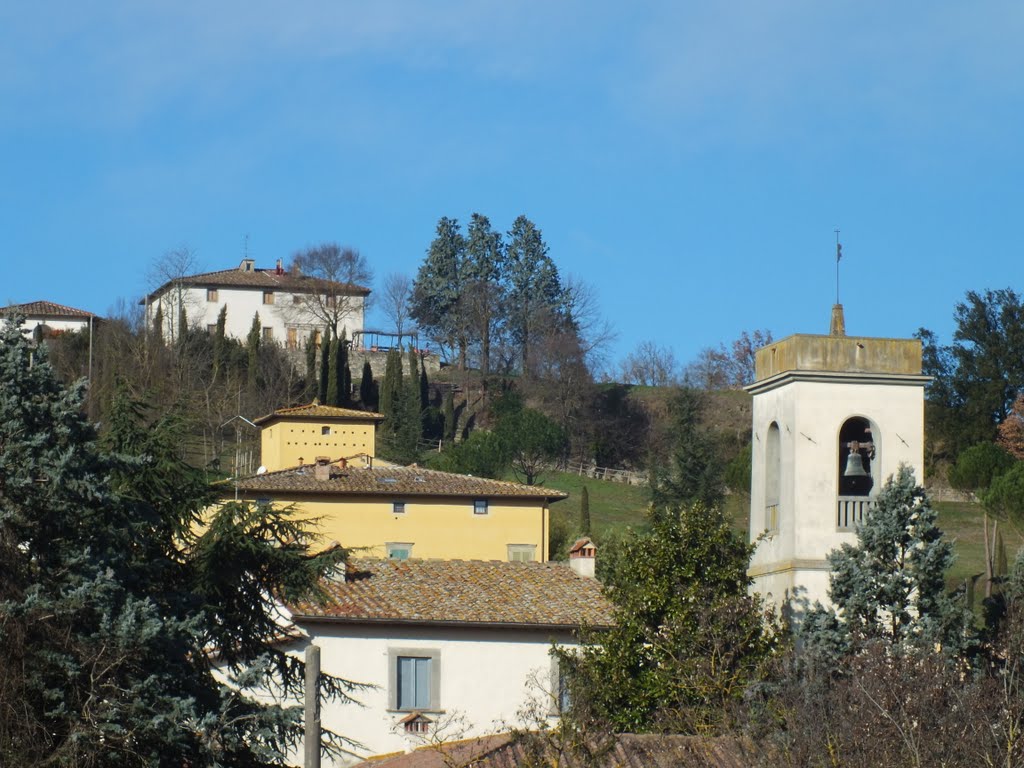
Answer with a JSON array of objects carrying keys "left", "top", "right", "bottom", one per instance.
[
  {"left": 838, "top": 416, "right": 876, "bottom": 498},
  {"left": 764, "top": 422, "right": 781, "bottom": 533}
]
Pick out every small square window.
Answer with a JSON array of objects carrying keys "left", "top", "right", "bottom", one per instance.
[
  {"left": 473, "top": 499, "right": 488, "bottom": 516},
  {"left": 321, "top": 426, "right": 331, "bottom": 436},
  {"left": 263, "top": 291, "right": 274, "bottom": 305},
  {"left": 262, "top": 327, "right": 274, "bottom": 341},
  {"left": 206, "top": 288, "right": 218, "bottom": 302},
  {"left": 393, "top": 501, "right": 406, "bottom": 515}
]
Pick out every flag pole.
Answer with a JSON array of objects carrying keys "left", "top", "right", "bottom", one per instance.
[{"left": 834, "top": 228, "right": 842, "bottom": 304}]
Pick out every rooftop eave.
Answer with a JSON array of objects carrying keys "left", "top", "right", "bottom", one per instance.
[
  {"left": 232, "top": 484, "right": 568, "bottom": 503},
  {"left": 745, "top": 369, "right": 933, "bottom": 395},
  {"left": 252, "top": 411, "right": 385, "bottom": 426},
  {"left": 289, "top": 614, "right": 610, "bottom": 632}
]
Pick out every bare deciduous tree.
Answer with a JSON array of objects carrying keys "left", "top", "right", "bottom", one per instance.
[
  {"left": 380, "top": 273, "right": 412, "bottom": 346},
  {"left": 289, "top": 243, "right": 373, "bottom": 337},
  {"left": 147, "top": 246, "right": 201, "bottom": 344},
  {"left": 562, "top": 276, "right": 616, "bottom": 373},
  {"left": 619, "top": 341, "right": 681, "bottom": 387}
]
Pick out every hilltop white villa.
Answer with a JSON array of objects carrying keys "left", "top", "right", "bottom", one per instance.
[{"left": 142, "top": 258, "right": 369, "bottom": 349}]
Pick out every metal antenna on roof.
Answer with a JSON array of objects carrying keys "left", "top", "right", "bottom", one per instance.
[{"left": 243, "top": 233, "right": 250, "bottom": 260}]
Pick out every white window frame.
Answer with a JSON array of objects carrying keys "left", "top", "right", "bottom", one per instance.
[{"left": 388, "top": 648, "right": 441, "bottom": 712}]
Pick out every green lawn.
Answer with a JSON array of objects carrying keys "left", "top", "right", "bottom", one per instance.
[
  {"left": 936, "top": 500, "right": 1024, "bottom": 590},
  {"left": 537, "top": 471, "right": 752, "bottom": 549},
  {"left": 537, "top": 470, "right": 650, "bottom": 539},
  {"left": 537, "top": 471, "right": 1014, "bottom": 599}
]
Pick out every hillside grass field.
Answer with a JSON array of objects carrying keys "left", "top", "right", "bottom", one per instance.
[{"left": 538, "top": 471, "right": 1016, "bottom": 594}]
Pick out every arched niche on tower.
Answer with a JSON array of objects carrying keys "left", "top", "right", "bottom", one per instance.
[
  {"left": 764, "top": 422, "right": 781, "bottom": 532},
  {"left": 837, "top": 416, "right": 878, "bottom": 498}
]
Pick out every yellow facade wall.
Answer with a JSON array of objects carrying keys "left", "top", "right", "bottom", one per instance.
[
  {"left": 261, "top": 420, "right": 376, "bottom": 472},
  {"left": 240, "top": 493, "right": 551, "bottom": 561}
]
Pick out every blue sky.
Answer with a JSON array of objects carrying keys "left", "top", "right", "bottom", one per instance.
[{"left": 3, "top": 2, "right": 1023, "bottom": 372}]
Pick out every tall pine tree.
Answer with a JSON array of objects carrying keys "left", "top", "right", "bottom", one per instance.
[{"left": 0, "top": 316, "right": 364, "bottom": 766}]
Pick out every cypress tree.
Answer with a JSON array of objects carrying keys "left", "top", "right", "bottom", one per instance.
[
  {"left": 212, "top": 305, "right": 227, "bottom": 381},
  {"left": 246, "top": 311, "right": 261, "bottom": 389},
  {"left": 407, "top": 346, "right": 421, "bottom": 431},
  {"left": 360, "top": 359, "right": 377, "bottom": 410},
  {"left": 152, "top": 304, "right": 164, "bottom": 345},
  {"left": 326, "top": 337, "right": 340, "bottom": 406},
  {"left": 380, "top": 348, "right": 402, "bottom": 445},
  {"left": 338, "top": 330, "right": 351, "bottom": 407},
  {"left": 397, "top": 345, "right": 422, "bottom": 459},
  {"left": 177, "top": 303, "right": 188, "bottom": 346},
  {"left": 580, "top": 485, "right": 592, "bottom": 535},
  {"left": 305, "top": 329, "right": 318, "bottom": 400},
  {"left": 318, "top": 327, "right": 331, "bottom": 403},
  {"left": 420, "top": 357, "right": 430, "bottom": 412},
  {"left": 443, "top": 388, "right": 456, "bottom": 442}
]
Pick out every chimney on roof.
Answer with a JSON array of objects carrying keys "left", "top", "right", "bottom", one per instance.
[
  {"left": 568, "top": 537, "right": 597, "bottom": 579},
  {"left": 276, "top": 258, "right": 284, "bottom": 275},
  {"left": 239, "top": 258, "right": 255, "bottom": 273},
  {"left": 314, "top": 456, "right": 333, "bottom": 481}
]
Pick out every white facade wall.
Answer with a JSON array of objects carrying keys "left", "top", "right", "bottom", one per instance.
[
  {"left": 147, "top": 286, "right": 364, "bottom": 348},
  {"left": 748, "top": 375, "right": 926, "bottom": 614},
  {"left": 297, "top": 622, "right": 572, "bottom": 766},
  {"left": 26, "top": 317, "right": 92, "bottom": 334}
]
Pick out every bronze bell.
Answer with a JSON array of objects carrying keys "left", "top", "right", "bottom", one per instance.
[{"left": 844, "top": 451, "right": 868, "bottom": 477}]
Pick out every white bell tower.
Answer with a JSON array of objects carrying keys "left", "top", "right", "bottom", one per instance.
[{"left": 746, "top": 305, "right": 929, "bottom": 617}]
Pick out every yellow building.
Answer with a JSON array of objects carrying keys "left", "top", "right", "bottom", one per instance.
[
  {"left": 254, "top": 402, "right": 384, "bottom": 472},
  {"left": 238, "top": 401, "right": 567, "bottom": 561},
  {"left": 234, "top": 461, "right": 566, "bottom": 561}
]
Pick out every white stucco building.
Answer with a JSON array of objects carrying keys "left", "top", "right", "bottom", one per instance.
[
  {"left": 142, "top": 258, "right": 368, "bottom": 349},
  {"left": 284, "top": 553, "right": 610, "bottom": 766},
  {"left": 1, "top": 300, "right": 98, "bottom": 336},
  {"left": 746, "top": 305, "right": 929, "bottom": 617}
]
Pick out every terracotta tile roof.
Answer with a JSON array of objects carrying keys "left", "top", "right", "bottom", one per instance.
[
  {"left": 356, "top": 733, "right": 748, "bottom": 768},
  {"left": 236, "top": 464, "right": 568, "bottom": 501},
  {"left": 2, "top": 300, "right": 96, "bottom": 319},
  {"left": 290, "top": 558, "right": 613, "bottom": 628},
  {"left": 253, "top": 401, "right": 384, "bottom": 425},
  {"left": 142, "top": 265, "right": 370, "bottom": 302}
]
